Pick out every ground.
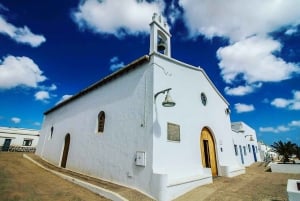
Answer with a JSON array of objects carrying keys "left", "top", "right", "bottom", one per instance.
[
  {"left": 0, "top": 152, "right": 108, "bottom": 201},
  {"left": 0, "top": 152, "right": 300, "bottom": 201},
  {"left": 175, "top": 163, "right": 300, "bottom": 201}
]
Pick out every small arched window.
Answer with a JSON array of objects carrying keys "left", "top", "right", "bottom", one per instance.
[
  {"left": 98, "top": 111, "right": 105, "bottom": 133},
  {"left": 50, "top": 126, "right": 54, "bottom": 139}
]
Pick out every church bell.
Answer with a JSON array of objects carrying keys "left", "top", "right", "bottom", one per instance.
[{"left": 157, "top": 38, "right": 166, "bottom": 51}]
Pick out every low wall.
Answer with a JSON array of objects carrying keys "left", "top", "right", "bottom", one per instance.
[
  {"left": 220, "top": 165, "right": 246, "bottom": 177},
  {"left": 0, "top": 146, "right": 36, "bottom": 152},
  {"left": 287, "top": 179, "right": 300, "bottom": 201},
  {"left": 270, "top": 163, "right": 300, "bottom": 174}
]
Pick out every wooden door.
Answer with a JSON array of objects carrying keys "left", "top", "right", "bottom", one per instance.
[
  {"left": 61, "top": 134, "right": 70, "bottom": 168},
  {"left": 200, "top": 128, "right": 218, "bottom": 176}
]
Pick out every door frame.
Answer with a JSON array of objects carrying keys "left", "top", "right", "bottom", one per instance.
[{"left": 200, "top": 127, "right": 218, "bottom": 176}]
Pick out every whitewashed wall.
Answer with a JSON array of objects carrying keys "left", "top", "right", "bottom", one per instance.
[
  {"left": 0, "top": 127, "right": 39, "bottom": 148},
  {"left": 151, "top": 53, "right": 244, "bottom": 200},
  {"left": 258, "top": 142, "right": 277, "bottom": 162},
  {"left": 36, "top": 60, "right": 156, "bottom": 198},
  {"left": 232, "top": 122, "right": 261, "bottom": 167}
]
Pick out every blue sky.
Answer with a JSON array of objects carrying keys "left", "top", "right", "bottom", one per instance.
[{"left": 0, "top": 0, "right": 299, "bottom": 146}]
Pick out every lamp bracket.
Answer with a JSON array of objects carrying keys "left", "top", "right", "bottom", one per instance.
[{"left": 154, "top": 88, "right": 172, "bottom": 100}]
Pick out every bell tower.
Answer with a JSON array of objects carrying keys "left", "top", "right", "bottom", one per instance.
[{"left": 149, "top": 13, "right": 171, "bottom": 57}]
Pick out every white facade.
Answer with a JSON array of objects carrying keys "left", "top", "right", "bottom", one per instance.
[
  {"left": 0, "top": 127, "right": 39, "bottom": 152},
  {"left": 258, "top": 141, "right": 278, "bottom": 162},
  {"left": 231, "top": 122, "right": 261, "bottom": 167},
  {"left": 36, "top": 14, "right": 259, "bottom": 201}
]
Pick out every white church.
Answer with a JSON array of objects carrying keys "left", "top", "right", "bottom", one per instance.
[{"left": 36, "top": 13, "right": 260, "bottom": 201}]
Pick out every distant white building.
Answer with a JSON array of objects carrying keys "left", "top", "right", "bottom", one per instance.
[
  {"left": 231, "top": 122, "right": 261, "bottom": 167},
  {"left": 0, "top": 127, "right": 39, "bottom": 152},
  {"left": 258, "top": 141, "right": 277, "bottom": 162},
  {"left": 36, "top": 13, "right": 260, "bottom": 201}
]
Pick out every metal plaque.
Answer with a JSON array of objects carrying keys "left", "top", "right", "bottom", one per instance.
[{"left": 167, "top": 122, "right": 180, "bottom": 142}]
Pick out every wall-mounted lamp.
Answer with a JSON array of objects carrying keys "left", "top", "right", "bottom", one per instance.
[
  {"left": 154, "top": 88, "right": 176, "bottom": 107},
  {"left": 244, "top": 135, "right": 254, "bottom": 141},
  {"left": 225, "top": 108, "right": 231, "bottom": 115}
]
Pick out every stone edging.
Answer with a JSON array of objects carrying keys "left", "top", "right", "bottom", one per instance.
[{"left": 23, "top": 154, "right": 128, "bottom": 201}]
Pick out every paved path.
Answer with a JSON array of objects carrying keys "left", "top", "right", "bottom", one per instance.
[{"left": 175, "top": 162, "right": 300, "bottom": 201}]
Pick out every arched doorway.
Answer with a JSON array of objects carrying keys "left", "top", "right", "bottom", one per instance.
[
  {"left": 61, "top": 134, "right": 70, "bottom": 168},
  {"left": 200, "top": 128, "right": 218, "bottom": 176}
]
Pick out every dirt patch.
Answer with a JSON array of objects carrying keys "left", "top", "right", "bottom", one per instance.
[{"left": 0, "top": 152, "right": 109, "bottom": 201}]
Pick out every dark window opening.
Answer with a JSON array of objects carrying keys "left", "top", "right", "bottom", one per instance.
[
  {"left": 234, "top": 144, "right": 238, "bottom": 156},
  {"left": 243, "top": 146, "right": 247, "bottom": 155},
  {"left": 50, "top": 126, "right": 54, "bottom": 139},
  {"left": 23, "top": 139, "right": 33, "bottom": 146},
  {"left": 98, "top": 111, "right": 105, "bottom": 133}
]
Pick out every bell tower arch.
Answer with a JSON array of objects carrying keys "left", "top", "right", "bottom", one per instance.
[{"left": 149, "top": 13, "right": 171, "bottom": 57}]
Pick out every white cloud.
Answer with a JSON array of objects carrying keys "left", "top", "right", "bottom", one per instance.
[
  {"left": 271, "top": 90, "right": 300, "bottom": 110},
  {"left": 0, "top": 55, "right": 47, "bottom": 89},
  {"left": 285, "top": 26, "right": 298, "bottom": 35},
  {"left": 35, "top": 91, "right": 50, "bottom": 102},
  {"left": 49, "top": 84, "right": 57, "bottom": 91},
  {"left": 11, "top": 117, "right": 21, "bottom": 124},
  {"left": 0, "top": 15, "right": 46, "bottom": 47},
  {"left": 289, "top": 120, "right": 300, "bottom": 127},
  {"left": 277, "top": 125, "right": 291, "bottom": 132},
  {"left": 259, "top": 127, "right": 277, "bottom": 133},
  {"left": 291, "top": 102, "right": 300, "bottom": 110},
  {"left": 178, "top": 0, "right": 300, "bottom": 96},
  {"left": 179, "top": 0, "right": 300, "bottom": 42},
  {"left": 167, "top": 0, "right": 182, "bottom": 25},
  {"left": 225, "top": 83, "right": 262, "bottom": 96},
  {"left": 260, "top": 120, "right": 300, "bottom": 134},
  {"left": 259, "top": 125, "right": 290, "bottom": 133},
  {"left": 217, "top": 36, "right": 300, "bottom": 84},
  {"left": 234, "top": 103, "right": 255, "bottom": 113},
  {"left": 39, "top": 84, "right": 57, "bottom": 91},
  {"left": 271, "top": 98, "right": 291, "bottom": 108},
  {"left": 56, "top": 94, "right": 72, "bottom": 105},
  {"left": 110, "top": 56, "right": 118, "bottom": 63},
  {"left": 109, "top": 56, "right": 124, "bottom": 71},
  {"left": 72, "top": 0, "right": 164, "bottom": 38},
  {"left": 294, "top": 91, "right": 300, "bottom": 99},
  {"left": 34, "top": 84, "right": 57, "bottom": 103},
  {"left": 33, "top": 122, "right": 41, "bottom": 126}
]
